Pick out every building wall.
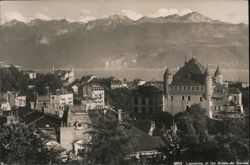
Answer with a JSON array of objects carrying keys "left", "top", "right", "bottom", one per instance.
[
  {"left": 29, "top": 73, "right": 36, "bottom": 79},
  {"left": 131, "top": 94, "right": 163, "bottom": 115},
  {"left": 164, "top": 85, "right": 208, "bottom": 115},
  {"left": 92, "top": 90, "right": 105, "bottom": 108},
  {"left": 15, "top": 96, "right": 26, "bottom": 107},
  {"left": 164, "top": 94, "right": 209, "bottom": 115},
  {"left": 0, "top": 102, "right": 11, "bottom": 111},
  {"left": 51, "top": 93, "right": 73, "bottom": 106},
  {"left": 60, "top": 112, "right": 91, "bottom": 152},
  {"left": 229, "top": 93, "right": 242, "bottom": 105},
  {"left": 60, "top": 127, "right": 89, "bottom": 152}
]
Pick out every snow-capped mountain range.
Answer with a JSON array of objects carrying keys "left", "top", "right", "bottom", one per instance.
[{"left": 0, "top": 12, "right": 248, "bottom": 70}]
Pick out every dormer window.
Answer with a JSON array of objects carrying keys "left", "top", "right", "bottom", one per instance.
[{"left": 185, "top": 74, "right": 191, "bottom": 80}]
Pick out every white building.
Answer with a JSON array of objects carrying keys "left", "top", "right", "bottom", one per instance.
[
  {"left": 53, "top": 67, "right": 75, "bottom": 84},
  {"left": 0, "top": 92, "right": 26, "bottom": 111},
  {"left": 24, "top": 70, "right": 37, "bottom": 79},
  {"left": 72, "top": 85, "right": 79, "bottom": 94},
  {"left": 15, "top": 96, "right": 26, "bottom": 107},
  {"left": 82, "top": 83, "right": 105, "bottom": 110},
  {"left": 50, "top": 93, "right": 74, "bottom": 112}
]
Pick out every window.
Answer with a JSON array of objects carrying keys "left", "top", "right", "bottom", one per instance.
[
  {"left": 200, "top": 97, "right": 203, "bottom": 102},
  {"left": 234, "top": 96, "right": 237, "bottom": 101},
  {"left": 182, "top": 96, "right": 185, "bottom": 101},
  {"left": 134, "top": 107, "right": 138, "bottom": 113},
  {"left": 185, "top": 75, "right": 191, "bottom": 79},
  {"left": 141, "top": 97, "right": 146, "bottom": 105},
  {"left": 175, "top": 86, "right": 177, "bottom": 90},
  {"left": 149, "top": 98, "right": 153, "bottom": 105},
  {"left": 188, "top": 96, "right": 191, "bottom": 101},
  {"left": 197, "top": 86, "right": 199, "bottom": 90},
  {"left": 179, "top": 86, "right": 182, "bottom": 90},
  {"left": 215, "top": 106, "right": 217, "bottom": 110},
  {"left": 171, "top": 96, "right": 173, "bottom": 101},
  {"left": 149, "top": 107, "right": 153, "bottom": 113},
  {"left": 142, "top": 107, "right": 146, "bottom": 114},
  {"left": 188, "top": 87, "right": 190, "bottom": 90},
  {"left": 192, "top": 87, "right": 194, "bottom": 90},
  {"left": 184, "top": 86, "right": 186, "bottom": 90},
  {"left": 134, "top": 97, "right": 138, "bottom": 104},
  {"left": 201, "top": 87, "right": 203, "bottom": 90}
]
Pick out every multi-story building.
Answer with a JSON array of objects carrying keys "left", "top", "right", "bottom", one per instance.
[
  {"left": 15, "top": 96, "right": 26, "bottom": 107},
  {"left": 163, "top": 57, "right": 243, "bottom": 119},
  {"left": 52, "top": 67, "right": 75, "bottom": 84},
  {"left": 108, "top": 77, "right": 125, "bottom": 89},
  {"left": 50, "top": 93, "right": 74, "bottom": 114},
  {"left": 0, "top": 92, "right": 26, "bottom": 111},
  {"left": 130, "top": 82, "right": 164, "bottom": 118},
  {"left": 82, "top": 83, "right": 105, "bottom": 109}
]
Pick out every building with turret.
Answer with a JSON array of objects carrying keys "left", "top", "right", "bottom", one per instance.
[{"left": 163, "top": 57, "right": 243, "bottom": 119}]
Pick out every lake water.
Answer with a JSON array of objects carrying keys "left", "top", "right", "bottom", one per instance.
[{"left": 34, "top": 68, "right": 249, "bottom": 82}]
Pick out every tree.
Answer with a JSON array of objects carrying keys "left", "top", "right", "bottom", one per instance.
[
  {"left": 159, "top": 125, "right": 187, "bottom": 165},
  {"left": 0, "top": 66, "right": 28, "bottom": 93},
  {"left": 105, "top": 88, "right": 130, "bottom": 111},
  {"left": 0, "top": 123, "right": 63, "bottom": 164},
  {"left": 35, "top": 73, "right": 63, "bottom": 95},
  {"left": 83, "top": 113, "right": 135, "bottom": 165}
]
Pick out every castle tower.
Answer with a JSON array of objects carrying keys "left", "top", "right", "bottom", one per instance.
[
  {"left": 163, "top": 68, "right": 172, "bottom": 99},
  {"left": 204, "top": 67, "right": 213, "bottom": 118},
  {"left": 214, "top": 66, "right": 223, "bottom": 85},
  {"left": 204, "top": 67, "right": 213, "bottom": 99}
]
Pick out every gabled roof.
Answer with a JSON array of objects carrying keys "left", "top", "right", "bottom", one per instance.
[{"left": 171, "top": 57, "right": 206, "bottom": 86}]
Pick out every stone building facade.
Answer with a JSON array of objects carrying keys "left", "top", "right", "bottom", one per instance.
[
  {"left": 163, "top": 57, "right": 243, "bottom": 119},
  {"left": 130, "top": 82, "right": 164, "bottom": 118}
]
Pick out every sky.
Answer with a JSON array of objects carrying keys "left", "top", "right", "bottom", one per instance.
[{"left": 0, "top": 0, "right": 248, "bottom": 24}]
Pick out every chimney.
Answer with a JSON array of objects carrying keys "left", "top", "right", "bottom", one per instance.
[
  {"left": 46, "top": 87, "right": 50, "bottom": 96},
  {"left": 118, "top": 109, "right": 122, "bottom": 122},
  {"left": 30, "top": 101, "right": 35, "bottom": 109},
  {"left": 148, "top": 121, "right": 155, "bottom": 136}
]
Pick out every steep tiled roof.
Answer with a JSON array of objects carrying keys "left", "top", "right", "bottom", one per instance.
[
  {"left": 87, "top": 109, "right": 164, "bottom": 152},
  {"left": 19, "top": 110, "right": 61, "bottom": 128},
  {"left": 131, "top": 84, "right": 163, "bottom": 96},
  {"left": 171, "top": 58, "right": 206, "bottom": 86},
  {"left": 129, "top": 126, "right": 164, "bottom": 152}
]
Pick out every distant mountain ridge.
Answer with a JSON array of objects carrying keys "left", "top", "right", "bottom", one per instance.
[{"left": 0, "top": 12, "right": 248, "bottom": 70}]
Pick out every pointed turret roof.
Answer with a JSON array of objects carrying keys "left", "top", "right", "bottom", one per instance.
[
  {"left": 214, "top": 66, "right": 222, "bottom": 77},
  {"left": 204, "top": 67, "right": 212, "bottom": 76},
  {"left": 164, "top": 68, "right": 172, "bottom": 76}
]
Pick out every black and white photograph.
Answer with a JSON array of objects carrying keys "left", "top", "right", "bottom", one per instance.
[{"left": 0, "top": 0, "right": 249, "bottom": 164}]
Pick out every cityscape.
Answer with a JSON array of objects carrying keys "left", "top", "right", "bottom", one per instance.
[{"left": 0, "top": 0, "right": 249, "bottom": 164}]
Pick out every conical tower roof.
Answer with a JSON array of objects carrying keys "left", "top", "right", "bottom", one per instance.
[
  {"left": 214, "top": 66, "right": 222, "bottom": 77},
  {"left": 164, "top": 68, "right": 172, "bottom": 76},
  {"left": 204, "top": 67, "right": 212, "bottom": 76}
]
